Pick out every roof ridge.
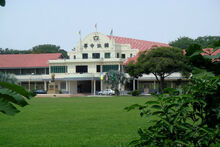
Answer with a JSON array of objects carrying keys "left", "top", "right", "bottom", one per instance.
[
  {"left": 107, "top": 35, "right": 168, "bottom": 45},
  {"left": 0, "top": 53, "right": 62, "bottom": 56}
]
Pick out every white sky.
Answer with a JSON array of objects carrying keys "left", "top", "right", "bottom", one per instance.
[{"left": 0, "top": 0, "right": 220, "bottom": 51}]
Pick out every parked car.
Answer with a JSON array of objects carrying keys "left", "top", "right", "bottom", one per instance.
[
  {"left": 34, "top": 90, "right": 47, "bottom": 94},
  {"left": 98, "top": 89, "right": 115, "bottom": 95}
]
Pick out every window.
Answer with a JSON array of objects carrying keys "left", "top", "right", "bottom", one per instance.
[
  {"left": 84, "top": 44, "right": 88, "bottom": 48},
  {"left": 74, "top": 55, "right": 76, "bottom": 59},
  {"left": 117, "top": 53, "right": 120, "bottom": 58},
  {"left": 76, "top": 66, "right": 88, "bottom": 73},
  {"left": 96, "top": 65, "right": 100, "bottom": 72},
  {"left": 121, "top": 54, "right": 126, "bottom": 59},
  {"left": 90, "top": 43, "right": 94, "bottom": 48},
  {"left": 130, "top": 54, "right": 133, "bottom": 57},
  {"left": 102, "top": 65, "right": 119, "bottom": 72},
  {"left": 82, "top": 53, "right": 88, "bottom": 59},
  {"left": 104, "top": 43, "right": 109, "bottom": 48},
  {"left": 105, "top": 53, "right": 110, "bottom": 58},
  {"left": 97, "top": 44, "right": 102, "bottom": 48},
  {"left": 92, "top": 53, "right": 100, "bottom": 59},
  {"left": 51, "top": 66, "right": 67, "bottom": 73}
]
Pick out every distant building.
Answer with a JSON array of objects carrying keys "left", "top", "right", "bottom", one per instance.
[
  {"left": 0, "top": 32, "right": 188, "bottom": 94},
  {"left": 0, "top": 53, "right": 62, "bottom": 90}
]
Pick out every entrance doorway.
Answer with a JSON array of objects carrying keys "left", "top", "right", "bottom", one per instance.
[{"left": 77, "top": 81, "right": 91, "bottom": 93}]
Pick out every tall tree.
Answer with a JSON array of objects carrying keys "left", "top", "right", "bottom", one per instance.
[
  {"left": 126, "top": 47, "right": 190, "bottom": 93},
  {"left": 169, "top": 37, "right": 194, "bottom": 49}
]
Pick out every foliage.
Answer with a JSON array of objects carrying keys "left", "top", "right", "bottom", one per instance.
[
  {"left": 31, "top": 44, "right": 68, "bottom": 58},
  {"left": 187, "top": 45, "right": 220, "bottom": 75},
  {"left": 130, "top": 90, "right": 142, "bottom": 96},
  {"left": 0, "top": 72, "right": 34, "bottom": 116},
  {"left": 169, "top": 36, "right": 220, "bottom": 49},
  {"left": 0, "top": 72, "right": 18, "bottom": 84},
  {"left": 0, "top": 0, "right": 5, "bottom": 7},
  {"left": 195, "top": 36, "right": 220, "bottom": 48},
  {"left": 125, "top": 71, "right": 220, "bottom": 147},
  {"left": 169, "top": 36, "right": 194, "bottom": 49},
  {"left": 0, "top": 44, "right": 68, "bottom": 58},
  {"left": 103, "top": 70, "right": 128, "bottom": 95},
  {"left": 0, "top": 82, "right": 34, "bottom": 115},
  {"left": 126, "top": 47, "right": 190, "bottom": 93}
]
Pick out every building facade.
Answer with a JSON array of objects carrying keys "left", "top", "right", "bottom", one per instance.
[
  {"left": 48, "top": 32, "right": 186, "bottom": 94},
  {"left": 0, "top": 32, "right": 188, "bottom": 94}
]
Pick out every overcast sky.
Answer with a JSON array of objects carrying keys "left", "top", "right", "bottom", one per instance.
[{"left": 0, "top": 0, "right": 220, "bottom": 51}]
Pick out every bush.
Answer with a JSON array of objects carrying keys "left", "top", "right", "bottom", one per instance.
[
  {"left": 125, "top": 71, "right": 220, "bottom": 147},
  {"left": 131, "top": 90, "right": 141, "bottom": 96}
]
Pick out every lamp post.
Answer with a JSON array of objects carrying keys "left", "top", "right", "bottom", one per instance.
[{"left": 29, "top": 73, "right": 34, "bottom": 91}]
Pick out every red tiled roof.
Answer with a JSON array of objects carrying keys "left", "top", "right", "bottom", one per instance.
[
  {"left": 201, "top": 48, "right": 220, "bottom": 62},
  {"left": 0, "top": 53, "right": 62, "bottom": 68},
  {"left": 107, "top": 35, "right": 169, "bottom": 51},
  {"left": 108, "top": 35, "right": 169, "bottom": 65},
  {"left": 201, "top": 48, "right": 220, "bottom": 56}
]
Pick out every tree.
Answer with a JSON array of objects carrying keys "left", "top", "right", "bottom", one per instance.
[
  {"left": 0, "top": 72, "right": 18, "bottom": 84},
  {"left": 125, "top": 71, "right": 220, "bottom": 146},
  {"left": 0, "top": 72, "right": 34, "bottom": 115},
  {"left": 103, "top": 70, "right": 128, "bottom": 95},
  {"left": 31, "top": 44, "right": 68, "bottom": 58},
  {"left": 186, "top": 44, "right": 220, "bottom": 75},
  {"left": 195, "top": 36, "right": 220, "bottom": 48},
  {"left": 169, "top": 37, "right": 194, "bottom": 49},
  {"left": 126, "top": 47, "right": 190, "bottom": 93},
  {"left": 0, "top": 0, "right": 5, "bottom": 7}
]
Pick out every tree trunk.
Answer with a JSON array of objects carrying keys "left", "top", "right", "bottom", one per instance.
[{"left": 159, "top": 76, "right": 165, "bottom": 93}]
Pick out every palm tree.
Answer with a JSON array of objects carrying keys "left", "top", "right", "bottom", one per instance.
[{"left": 103, "top": 70, "right": 128, "bottom": 96}]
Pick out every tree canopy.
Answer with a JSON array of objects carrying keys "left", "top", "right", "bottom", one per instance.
[
  {"left": 0, "top": 44, "right": 68, "bottom": 58},
  {"left": 169, "top": 37, "right": 194, "bottom": 49},
  {"left": 0, "top": 0, "right": 5, "bottom": 7},
  {"left": 169, "top": 36, "right": 220, "bottom": 49},
  {"left": 126, "top": 47, "right": 190, "bottom": 92}
]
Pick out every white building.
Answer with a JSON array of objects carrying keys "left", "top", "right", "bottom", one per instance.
[
  {"left": 48, "top": 32, "right": 186, "bottom": 94},
  {"left": 0, "top": 32, "right": 187, "bottom": 94}
]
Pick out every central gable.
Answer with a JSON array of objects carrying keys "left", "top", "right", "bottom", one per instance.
[{"left": 75, "top": 32, "right": 115, "bottom": 51}]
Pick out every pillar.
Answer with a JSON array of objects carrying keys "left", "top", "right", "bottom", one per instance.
[
  {"left": 44, "top": 81, "right": 47, "bottom": 91},
  {"left": 94, "top": 80, "right": 96, "bottom": 95},
  {"left": 133, "top": 79, "right": 135, "bottom": 90}
]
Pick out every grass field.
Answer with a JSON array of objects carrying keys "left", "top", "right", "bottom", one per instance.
[{"left": 0, "top": 96, "right": 151, "bottom": 147}]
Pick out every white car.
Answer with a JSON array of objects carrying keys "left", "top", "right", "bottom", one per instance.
[{"left": 98, "top": 89, "right": 115, "bottom": 95}]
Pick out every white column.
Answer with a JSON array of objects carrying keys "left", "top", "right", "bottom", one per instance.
[
  {"left": 44, "top": 81, "right": 47, "bottom": 91},
  {"left": 133, "top": 79, "right": 135, "bottom": 90},
  {"left": 100, "top": 65, "right": 103, "bottom": 91},
  {"left": 94, "top": 80, "right": 96, "bottom": 95},
  {"left": 68, "top": 81, "right": 71, "bottom": 94},
  {"left": 66, "top": 80, "right": 68, "bottom": 92}
]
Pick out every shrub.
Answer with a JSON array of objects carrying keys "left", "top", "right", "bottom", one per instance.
[
  {"left": 125, "top": 71, "right": 220, "bottom": 147},
  {"left": 131, "top": 90, "right": 141, "bottom": 96}
]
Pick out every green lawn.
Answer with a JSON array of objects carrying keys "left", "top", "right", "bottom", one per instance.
[{"left": 0, "top": 96, "right": 151, "bottom": 147}]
